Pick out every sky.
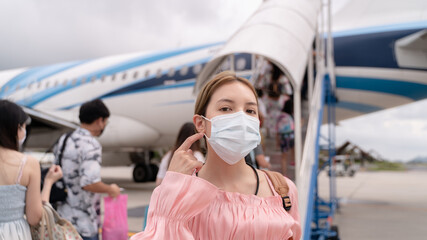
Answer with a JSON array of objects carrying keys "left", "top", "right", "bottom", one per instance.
[{"left": 0, "top": 0, "right": 425, "bottom": 162}]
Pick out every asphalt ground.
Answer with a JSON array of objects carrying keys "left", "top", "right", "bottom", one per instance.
[{"left": 318, "top": 169, "right": 427, "bottom": 240}]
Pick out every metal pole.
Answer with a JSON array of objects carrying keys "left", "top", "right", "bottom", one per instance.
[
  {"left": 308, "top": 46, "right": 314, "bottom": 104},
  {"left": 327, "top": 0, "right": 336, "bottom": 90},
  {"left": 294, "top": 86, "right": 302, "bottom": 182}
]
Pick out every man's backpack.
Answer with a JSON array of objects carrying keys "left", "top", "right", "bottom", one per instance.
[
  {"left": 40, "top": 131, "right": 73, "bottom": 205},
  {"left": 261, "top": 170, "right": 292, "bottom": 211}
]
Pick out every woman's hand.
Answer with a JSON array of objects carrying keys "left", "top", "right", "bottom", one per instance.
[
  {"left": 168, "top": 132, "right": 204, "bottom": 175},
  {"left": 44, "top": 165, "right": 63, "bottom": 184},
  {"left": 41, "top": 165, "right": 64, "bottom": 203}
]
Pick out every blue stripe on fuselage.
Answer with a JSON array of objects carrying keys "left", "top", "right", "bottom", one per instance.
[
  {"left": 100, "top": 53, "right": 253, "bottom": 99},
  {"left": 336, "top": 76, "right": 427, "bottom": 101},
  {"left": 59, "top": 81, "right": 196, "bottom": 110},
  {"left": 0, "top": 60, "right": 86, "bottom": 98},
  {"left": 100, "top": 57, "right": 210, "bottom": 99},
  {"left": 13, "top": 42, "right": 223, "bottom": 107},
  {"left": 335, "top": 101, "right": 383, "bottom": 113}
]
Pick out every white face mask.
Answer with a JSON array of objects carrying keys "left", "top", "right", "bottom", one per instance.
[
  {"left": 202, "top": 111, "right": 261, "bottom": 165},
  {"left": 18, "top": 126, "right": 26, "bottom": 147}
]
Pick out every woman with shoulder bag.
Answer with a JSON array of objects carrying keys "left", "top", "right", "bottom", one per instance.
[
  {"left": 0, "top": 100, "right": 64, "bottom": 239},
  {"left": 131, "top": 71, "right": 301, "bottom": 240}
]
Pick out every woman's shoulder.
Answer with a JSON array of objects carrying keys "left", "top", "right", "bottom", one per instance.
[
  {"left": 0, "top": 150, "right": 30, "bottom": 166},
  {"left": 25, "top": 155, "right": 39, "bottom": 166},
  {"left": 257, "top": 170, "right": 297, "bottom": 193},
  {"left": 22, "top": 155, "right": 41, "bottom": 180}
]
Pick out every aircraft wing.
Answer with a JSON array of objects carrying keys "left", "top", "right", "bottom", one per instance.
[
  {"left": 22, "top": 107, "right": 78, "bottom": 150},
  {"left": 24, "top": 107, "right": 161, "bottom": 151},
  {"left": 23, "top": 106, "right": 79, "bottom": 130}
]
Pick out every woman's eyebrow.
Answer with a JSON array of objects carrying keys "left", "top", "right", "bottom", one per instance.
[
  {"left": 217, "top": 98, "right": 234, "bottom": 104},
  {"left": 246, "top": 101, "right": 258, "bottom": 106},
  {"left": 216, "top": 99, "right": 257, "bottom": 106}
]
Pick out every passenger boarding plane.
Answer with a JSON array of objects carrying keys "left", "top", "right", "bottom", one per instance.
[{"left": 0, "top": 0, "right": 426, "bottom": 183}]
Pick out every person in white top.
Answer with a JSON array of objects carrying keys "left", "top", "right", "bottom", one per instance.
[{"left": 156, "top": 122, "right": 204, "bottom": 186}]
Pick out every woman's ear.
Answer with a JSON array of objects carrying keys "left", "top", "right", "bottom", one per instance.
[{"left": 193, "top": 115, "right": 205, "bottom": 133}]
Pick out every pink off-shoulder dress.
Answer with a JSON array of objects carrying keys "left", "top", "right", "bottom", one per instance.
[{"left": 131, "top": 171, "right": 301, "bottom": 240}]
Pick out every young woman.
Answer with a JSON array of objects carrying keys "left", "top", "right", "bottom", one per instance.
[
  {"left": 132, "top": 71, "right": 301, "bottom": 240},
  {"left": 0, "top": 100, "right": 63, "bottom": 239},
  {"left": 156, "top": 122, "right": 204, "bottom": 186}
]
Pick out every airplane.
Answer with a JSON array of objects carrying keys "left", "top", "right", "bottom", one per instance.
[
  {"left": 1, "top": 0, "right": 426, "bottom": 239},
  {"left": 0, "top": 0, "right": 426, "bottom": 185},
  {"left": 0, "top": 42, "right": 237, "bottom": 182}
]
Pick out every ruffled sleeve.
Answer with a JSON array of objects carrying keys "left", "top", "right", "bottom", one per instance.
[
  {"left": 285, "top": 177, "right": 301, "bottom": 240},
  {"left": 131, "top": 171, "right": 219, "bottom": 240}
]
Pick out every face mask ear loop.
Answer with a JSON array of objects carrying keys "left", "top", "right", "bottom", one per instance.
[
  {"left": 200, "top": 115, "right": 211, "bottom": 140},
  {"left": 200, "top": 115, "right": 210, "bottom": 121}
]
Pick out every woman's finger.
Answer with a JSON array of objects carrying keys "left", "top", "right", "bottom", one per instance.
[{"left": 176, "top": 132, "right": 204, "bottom": 152}]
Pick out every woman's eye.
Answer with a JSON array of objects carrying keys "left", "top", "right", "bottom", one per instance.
[
  {"left": 246, "top": 109, "right": 257, "bottom": 115},
  {"left": 220, "top": 107, "right": 231, "bottom": 112}
]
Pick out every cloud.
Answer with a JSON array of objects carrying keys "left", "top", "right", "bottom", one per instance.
[
  {"left": 323, "top": 99, "right": 427, "bottom": 162},
  {"left": 0, "top": 0, "right": 261, "bottom": 70}
]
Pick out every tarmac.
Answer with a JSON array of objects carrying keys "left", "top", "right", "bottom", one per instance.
[
  {"left": 101, "top": 163, "right": 427, "bottom": 239},
  {"left": 318, "top": 169, "right": 427, "bottom": 240}
]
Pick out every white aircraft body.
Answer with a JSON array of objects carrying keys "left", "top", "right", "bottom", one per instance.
[
  {"left": 0, "top": 42, "right": 256, "bottom": 181},
  {"left": 0, "top": 0, "right": 426, "bottom": 186},
  {"left": 1, "top": 0, "right": 426, "bottom": 238}
]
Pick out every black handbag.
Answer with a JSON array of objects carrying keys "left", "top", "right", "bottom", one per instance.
[{"left": 41, "top": 131, "right": 73, "bottom": 204}]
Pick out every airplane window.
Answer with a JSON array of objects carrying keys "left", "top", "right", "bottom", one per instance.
[
  {"left": 180, "top": 66, "right": 189, "bottom": 76},
  {"left": 91, "top": 76, "right": 96, "bottom": 83},
  {"left": 28, "top": 82, "right": 33, "bottom": 90},
  {"left": 101, "top": 75, "right": 106, "bottom": 82},
  {"left": 72, "top": 78, "right": 78, "bottom": 86},
  {"left": 81, "top": 77, "right": 86, "bottom": 84},
  {"left": 156, "top": 69, "right": 162, "bottom": 78},
  {"left": 54, "top": 80, "right": 59, "bottom": 87},
  {"left": 168, "top": 68, "right": 175, "bottom": 77},
  {"left": 236, "top": 57, "right": 246, "bottom": 70},
  {"left": 133, "top": 71, "right": 139, "bottom": 80},
  {"left": 122, "top": 72, "right": 127, "bottom": 81},
  {"left": 45, "top": 81, "right": 50, "bottom": 89},
  {"left": 16, "top": 84, "right": 20, "bottom": 91},
  {"left": 220, "top": 58, "right": 231, "bottom": 71},
  {"left": 111, "top": 74, "right": 116, "bottom": 81},
  {"left": 62, "top": 79, "right": 68, "bottom": 86},
  {"left": 145, "top": 70, "right": 150, "bottom": 78},
  {"left": 37, "top": 82, "right": 42, "bottom": 89},
  {"left": 193, "top": 64, "right": 202, "bottom": 75},
  {"left": 4, "top": 86, "right": 8, "bottom": 92}
]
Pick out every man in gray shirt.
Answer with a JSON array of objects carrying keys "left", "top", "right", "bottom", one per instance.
[{"left": 54, "top": 99, "right": 120, "bottom": 240}]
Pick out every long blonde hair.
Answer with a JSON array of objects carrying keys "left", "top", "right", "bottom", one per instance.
[{"left": 194, "top": 71, "right": 258, "bottom": 116}]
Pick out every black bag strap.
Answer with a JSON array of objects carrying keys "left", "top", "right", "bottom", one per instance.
[{"left": 57, "top": 132, "right": 73, "bottom": 167}]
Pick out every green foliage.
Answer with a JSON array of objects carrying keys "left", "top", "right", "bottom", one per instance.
[{"left": 367, "top": 161, "right": 406, "bottom": 171}]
